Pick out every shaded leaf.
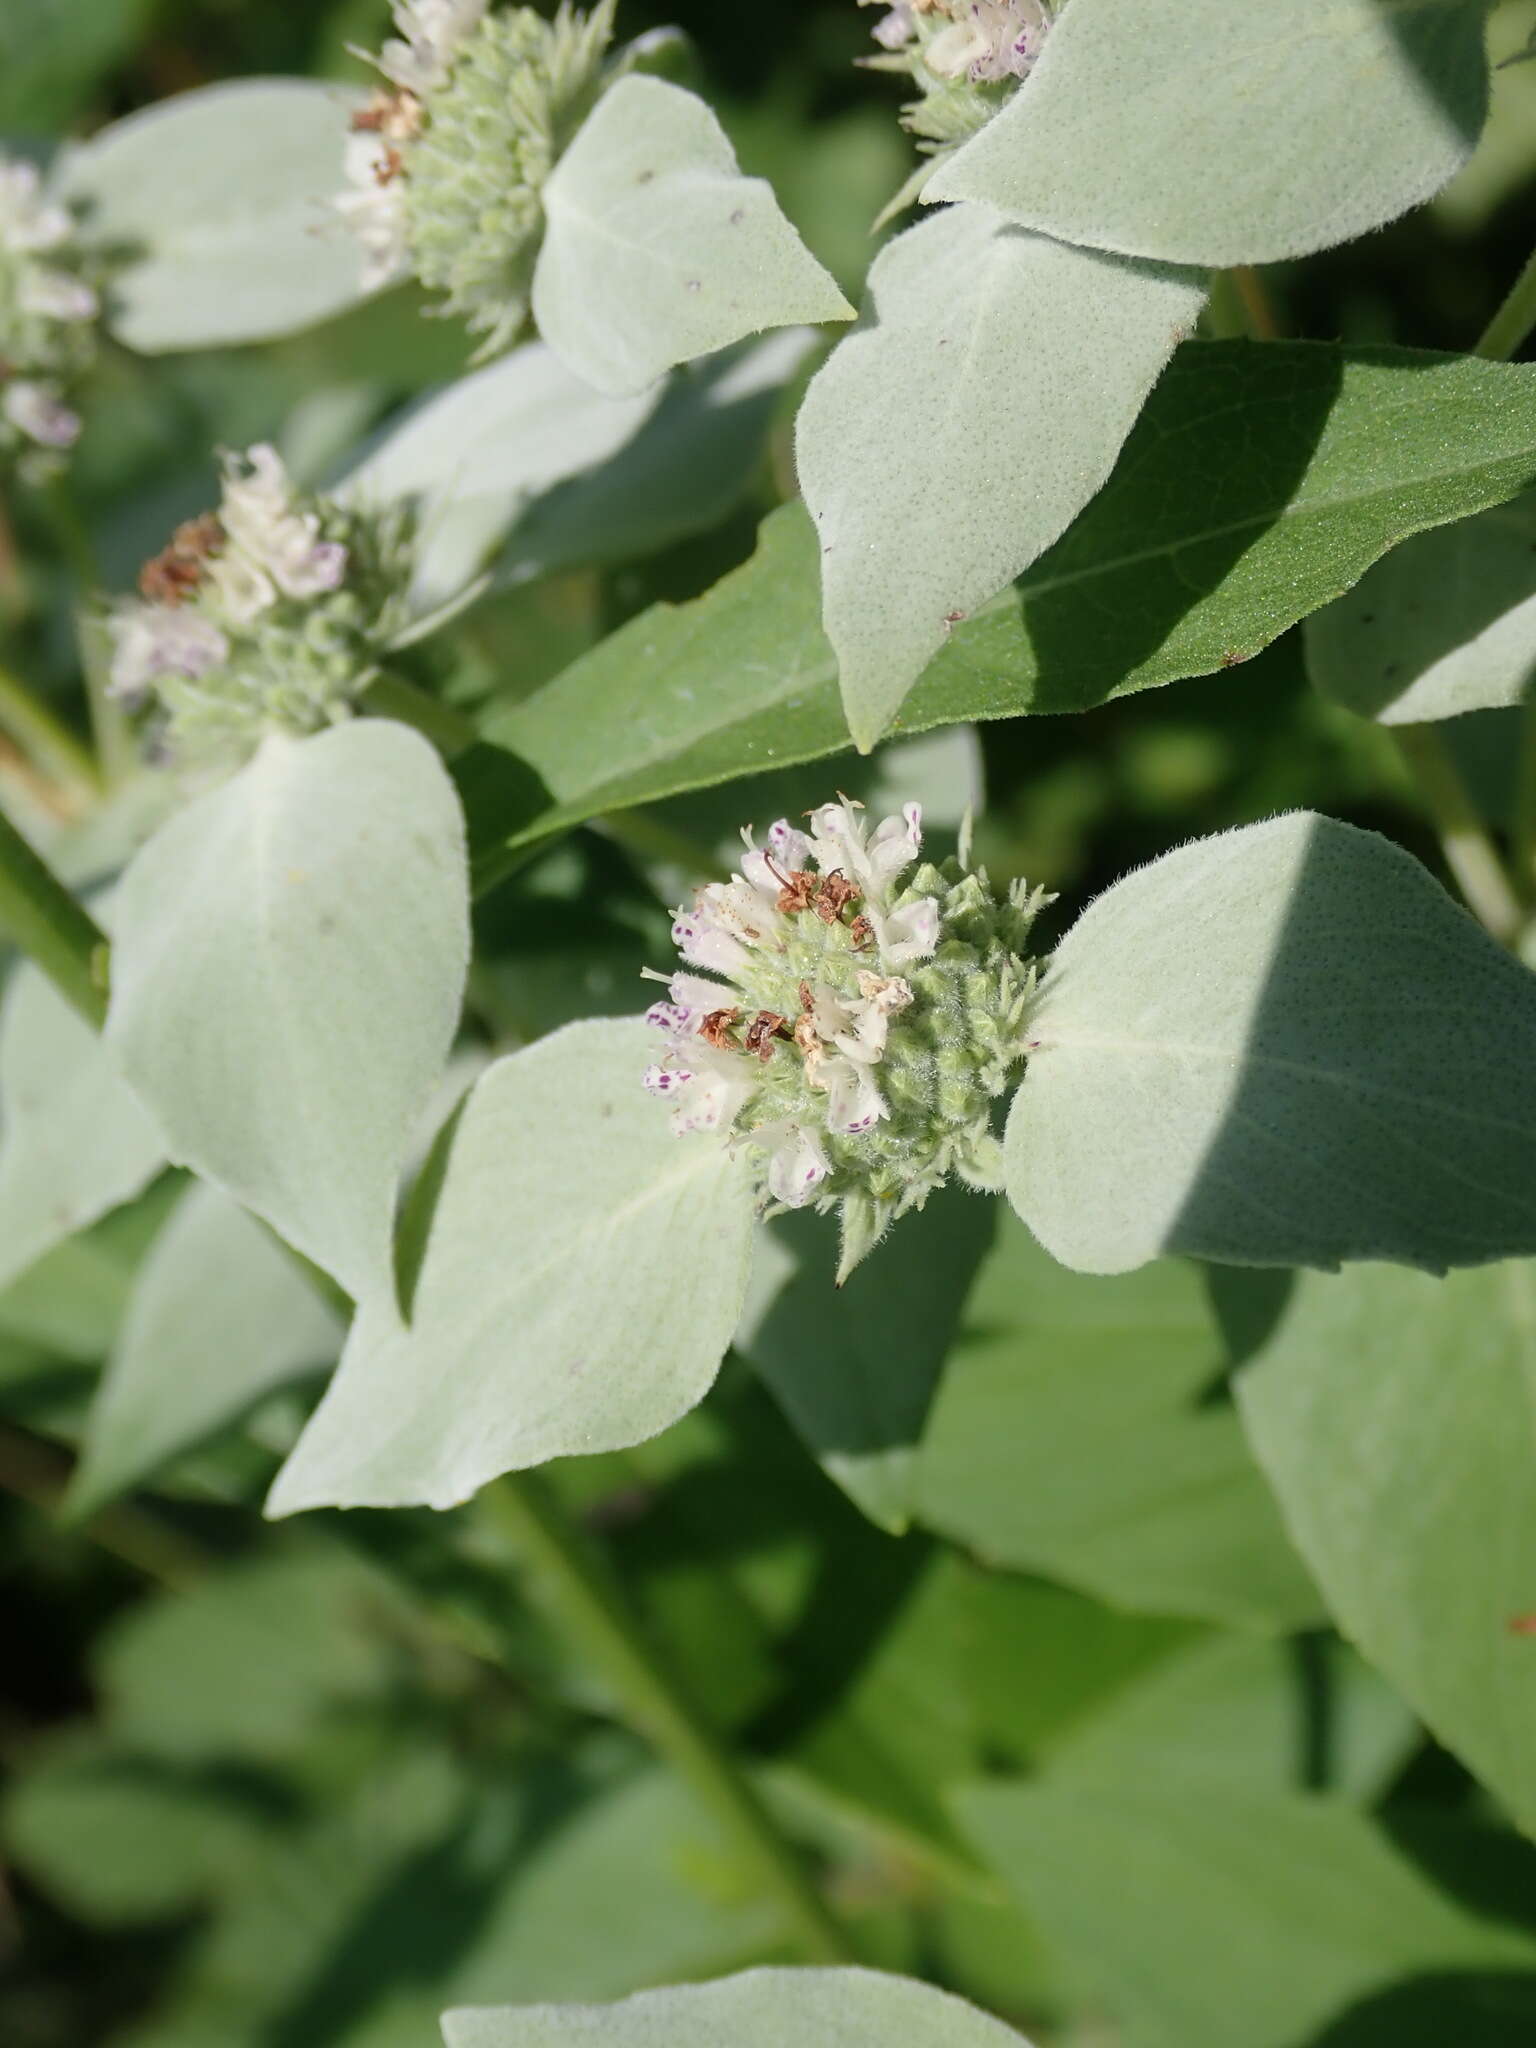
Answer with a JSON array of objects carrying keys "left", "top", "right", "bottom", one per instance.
[
  {"left": 1007, "top": 812, "right": 1536, "bottom": 1274},
  {"left": 797, "top": 205, "right": 1204, "bottom": 749}
]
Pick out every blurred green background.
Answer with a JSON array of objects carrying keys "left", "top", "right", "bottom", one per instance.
[{"left": 4, "top": 3, "right": 1536, "bottom": 2045}]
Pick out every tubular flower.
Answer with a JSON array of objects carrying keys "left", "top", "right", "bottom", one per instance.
[
  {"left": 860, "top": 0, "right": 1056, "bottom": 175},
  {"left": 643, "top": 797, "right": 1050, "bottom": 1279},
  {"left": 105, "top": 444, "right": 414, "bottom": 765},
  {"left": 0, "top": 153, "right": 99, "bottom": 478},
  {"left": 338, "top": 0, "right": 617, "bottom": 355}
]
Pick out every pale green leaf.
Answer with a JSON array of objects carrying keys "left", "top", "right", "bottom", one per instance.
[
  {"left": 796, "top": 205, "right": 1205, "bottom": 750},
  {"left": 954, "top": 1779, "right": 1536, "bottom": 2048},
  {"left": 913, "top": 1214, "right": 1319, "bottom": 1629},
  {"left": 1008, "top": 812, "right": 1536, "bottom": 1274},
  {"left": 266, "top": 1020, "right": 756, "bottom": 1514},
  {"left": 467, "top": 344, "right": 1536, "bottom": 875},
  {"left": 1239, "top": 1259, "right": 1536, "bottom": 1837},
  {"left": 0, "top": 961, "right": 164, "bottom": 1296},
  {"left": 56, "top": 79, "right": 368, "bottom": 351},
  {"left": 443, "top": 1967, "right": 1034, "bottom": 2048},
  {"left": 105, "top": 721, "right": 469, "bottom": 1304},
  {"left": 1306, "top": 487, "right": 1536, "bottom": 722},
  {"left": 532, "top": 76, "right": 852, "bottom": 397},
  {"left": 737, "top": 1189, "right": 995, "bottom": 1535},
  {"left": 68, "top": 1182, "right": 343, "bottom": 1520},
  {"left": 925, "top": 0, "right": 1489, "bottom": 265}
]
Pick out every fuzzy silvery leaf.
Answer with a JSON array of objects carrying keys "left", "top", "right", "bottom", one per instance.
[
  {"left": 1239, "top": 1259, "right": 1536, "bottom": 1839},
  {"left": 532, "top": 76, "right": 853, "bottom": 396},
  {"left": 105, "top": 721, "right": 469, "bottom": 1305},
  {"left": 795, "top": 205, "right": 1205, "bottom": 752},
  {"left": 443, "top": 1968, "right": 1035, "bottom": 2048},
  {"left": 67, "top": 1182, "right": 343, "bottom": 1520},
  {"left": 266, "top": 1020, "right": 757, "bottom": 1515},
  {"left": 924, "top": 0, "right": 1490, "bottom": 266},
  {"left": 55, "top": 79, "right": 367, "bottom": 352},
  {"left": 1306, "top": 488, "right": 1536, "bottom": 723},
  {"left": 1007, "top": 812, "right": 1536, "bottom": 1275},
  {"left": 0, "top": 961, "right": 165, "bottom": 1297}
]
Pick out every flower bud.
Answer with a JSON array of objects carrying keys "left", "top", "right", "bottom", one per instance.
[
  {"left": 642, "top": 794, "right": 1052, "bottom": 1280},
  {"left": 0, "top": 153, "right": 99, "bottom": 480}
]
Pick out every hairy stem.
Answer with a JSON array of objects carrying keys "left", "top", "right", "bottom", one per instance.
[
  {"left": 0, "top": 806, "right": 109, "bottom": 1023},
  {"left": 483, "top": 1470, "right": 855, "bottom": 1964},
  {"left": 1392, "top": 725, "right": 1525, "bottom": 944}
]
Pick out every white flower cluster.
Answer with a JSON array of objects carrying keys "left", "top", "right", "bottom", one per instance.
[
  {"left": 0, "top": 156, "right": 98, "bottom": 466},
  {"left": 645, "top": 799, "right": 940, "bottom": 1211},
  {"left": 338, "top": 0, "right": 491, "bottom": 291},
  {"left": 870, "top": 0, "right": 1052, "bottom": 82},
  {"left": 108, "top": 445, "right": 348, "bottom": 704}
]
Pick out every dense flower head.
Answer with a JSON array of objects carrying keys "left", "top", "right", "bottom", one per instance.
[
  {"left": 105, "top": 444, "right": 414, "bottom": 765},
  {"left": 0, "top": 154, "right": 100, "bottom": 479},
  {"left": 861, "top": 0, "right": 1056, "bottom": 169},
  {"left": 338, "top": 0, "right": 616, "bottom": 355},
  {"left": 644, "top": 796, "right": 1049, "bottom": 1278}
]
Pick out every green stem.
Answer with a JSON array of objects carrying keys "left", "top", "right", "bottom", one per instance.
[
  {"left": 40, "top": 480, "right": 135, "bottom": 784},
  {"left": 1207, "top": 266, "right": 1279, "bottom": 343},
  {"left": 0, "top": 656, "right": 100, "bottom": 804},
  {"left": 1475, "top": 243, "right": 1536, "bottom": 362},
  {"left": 363, "top": 670, "right": 479, "bottom": 757},
  {"left": 0, "top": 806, "right": 108, "bottom": 1023},
  {"left": 1392, "top": 725, "right": 1525, "bottom": 943},
  {"left": 483, "top": 1470, "right": 854, "bottom": 1964}
]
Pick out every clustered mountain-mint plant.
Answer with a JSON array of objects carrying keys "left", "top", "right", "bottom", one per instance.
[
  {"left": 338, "top": 0, "right": 617, "bottom": 355},
  {"left": 0, "top": 152, "right": 99, "bottom": 477},
  {"left": 644, "top": 796, "right": 1048, "bottom": 1277},
  {"left": 105, "top": 444, "right": 414, "bottom": 764},
  {"left": 862, "top": 0, "right": 1056, "bottom": 190}
]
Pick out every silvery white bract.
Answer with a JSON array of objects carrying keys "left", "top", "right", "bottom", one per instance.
[
  {"left": 442, "top": 1967, "right": 1037, "bottom": 2046},
  {"left": 1006, "top": 811, "right": 1536, "bottom": 1274},
  {"left": 266, "top": 1020, "right": 756, "bottom": 1514},
  {"left": 1240, "top": 1259, "right": 1536, "bottom": 1839},
  {"left": 55, "top": 80, "right": 368, "bottom": 351},
  {"left": 104, "top": 720, "right": 470, "bottom": 1305},
  {"left": 796, "top": 204, "right": 1205, "bottom": 749},
  {"left": 0, "top": 960, "right": 165, "bottom": 1296},
  {"left": 925, "top": 0, "right": 1490, "bottom": 265},
  {"left": 1306, "top": 487, "right": 1536, "bottom": 723},
  {"left": 67, "top": 1181, "right": 344, "bottom": 1519},
  {"left": 532, "top": 77, "right": 853, "bottom": 396}
]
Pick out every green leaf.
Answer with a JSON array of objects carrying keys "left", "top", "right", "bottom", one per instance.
[
  {"left": 1239, "top": 1259, "right": 1536, "bottom": 1837},
  {"left": 443, "top": 1967, "right": 1035, "bottom": 2047},
  {"left": 1306, "top": 487, "right": 1536, "bottom": 722},
  {"left": 912, "top": 1214, "right": 1319, "bottom": 1629},
  {"left": 953, "top": 1779, "right": 1536, "bottom": 2048},
  {"left": 105, "top": 721, "right": 469, "bottom": 1304},
  {"left": 345, "top": 332, "right": 810, "bottom": 615},
  {"left": 737, "top": 1189, "right": 995, "bottom": 1535},
  {"left": 924, "top": 0, "right": 1489, "bottom": 265},
  {"left": 266, "top": 1021, "right": 757, "bottom": 1514},
  {"left": 56, "top": 80, "right": 368, "bottom": 352},
  {"left": 797, "top": 205, "right": 1205, "bottom": 749},
  {"left": 532, "top": 76, "right": 852, "bottom": 396},
  {"left": 467, "top": 344, "right": 1536, "bottom": 877},
  {"left": 0, "top": 961, "right": 165, "bottom": 1296},
  {"left": 1007, "top": 812, "right": 1536, "bottom": 1275},
  {"left": 68, "top": 1183, "right": 343, "bottom": 1520}
]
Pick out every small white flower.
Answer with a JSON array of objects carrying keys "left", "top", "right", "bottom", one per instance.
[
  {"left": 872, "top": 896, "right": 940, "bottom": 967},
  {"left": 812, "top": 1052, "right": 887, "bottom": 1137},
  {"left": 761, "top": 1121, "right": 831, "bottom": 1208},
  {"left": 335, "top": 134, "right": 412, "bottom": 292},
  {"left": 925, "top": 0, "right": 1050, "bottom": 83},
  {"left": 0, "top": 160, "right": 71, "bottom": 253},
  {"left": 377, "top": 0, "right": 488, "bottom": 93},
  {"left": 871, "top": 5, "right": 916, "bottom": 50},
  {"left": 671, "top": 902, "right": 754, "bottom": 980},
  {"left": 216, "top": 444, "right": 349, "bottom": 606},
  {"left": 19, "top": 268, "right": 97, "bottom": 321},
  {"left": 2, "top": 379, "right": 80, "bottom": 448},
  {"left": 805, "top": 796, "right": 924, "bottom": 908},
  {"left": 107, "top": 604, "right": 230, "bottom": 701},
  {"left": 644, "top": 1042, "right": 755, "bottom": 1136}
]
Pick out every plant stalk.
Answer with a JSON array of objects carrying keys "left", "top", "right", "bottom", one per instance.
[
  {"left": 0, "top": 659, "right": 100, "bottom": 805},
  {"left": 0, "top": 806, "right": 109, "bottom": 1023},
  {"left": 1475, "top": 243, "right": 1536, "bottom": 363},
  {"left": 1392, "top": 725, "right": 1525, "bottom": 943},
  {"left": 483, "top": 1469, "right": 854, "bottom": 1964}
]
